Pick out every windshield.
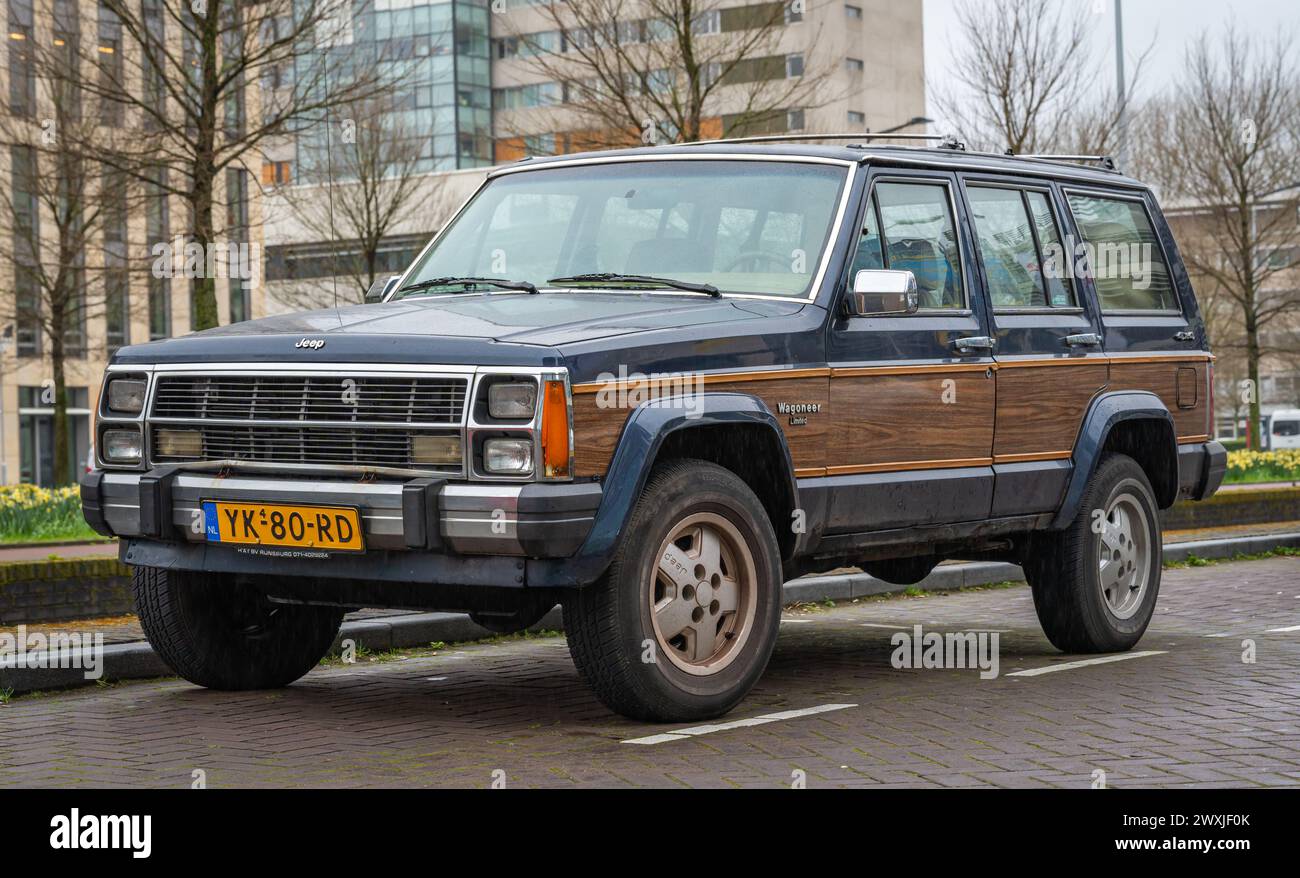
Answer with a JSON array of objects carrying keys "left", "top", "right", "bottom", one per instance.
[{"left": 395, "top": 159, "right": 848, "bottom": 299}]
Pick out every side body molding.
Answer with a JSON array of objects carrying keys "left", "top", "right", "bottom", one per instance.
[
  {"left": 534, "top": 392, "right": 799, "bottom": 587},
  {"left": 1052, "top": 390, "right": 1177, "bottom": 529}
]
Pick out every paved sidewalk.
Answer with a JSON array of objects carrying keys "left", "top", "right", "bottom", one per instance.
[
  {"left": 2, "top": 554, "right": 1297, "bottom": 788},
  {"left": 0, "top": 541, "right": 118, "bottom": 562}
]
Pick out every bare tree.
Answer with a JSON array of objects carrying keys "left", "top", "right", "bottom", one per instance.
[
  {"left": 0, "top": 0, "right": 143, "bottom": 485},
  {"left": 71, "top": 0, "right": 397, "bottom": 330},
  {"left": 1160, "top": 30, "right": 1300, "bottom": 447},
  {"left": 280, "top": 94, "right": 429, "bottom": 306},
  {"left": 500, "top": 0, "right": 839, "bottom": 149},
  {"left": 934, "top": 0, "right": 1149, "bottom": 155}
]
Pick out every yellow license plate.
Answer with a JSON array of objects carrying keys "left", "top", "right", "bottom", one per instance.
[{"left": 201, "top": 501, "right": 365, "bottom": 552}]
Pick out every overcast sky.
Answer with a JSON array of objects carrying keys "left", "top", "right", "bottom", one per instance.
[{"left": 923, "top": 0, "right": 1299, "bottom": 132}]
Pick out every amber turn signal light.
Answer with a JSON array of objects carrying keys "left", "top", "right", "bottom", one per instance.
[{"left": 540, "top": 379, "right": 571, "bottom": 478}]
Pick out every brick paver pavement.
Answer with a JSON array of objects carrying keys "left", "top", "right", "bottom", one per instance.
[{"left": 2, "top": 555, "right": 1298, "bottom": 788}]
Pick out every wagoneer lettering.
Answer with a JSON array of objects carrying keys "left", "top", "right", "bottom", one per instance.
[{"left": 83, "top": 140, "right": 1226, "bottom": 722}]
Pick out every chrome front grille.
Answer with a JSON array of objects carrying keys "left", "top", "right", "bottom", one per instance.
[
  {"left": 152, "top": 375, "right": 465, "bottom": 424},
  {"left": 147, "top": 371, "right": 469, "bottom": 474}
]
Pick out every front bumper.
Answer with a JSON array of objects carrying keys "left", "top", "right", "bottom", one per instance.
[{"left": 81, "top": 468, "right": 602, "bottom": 559}]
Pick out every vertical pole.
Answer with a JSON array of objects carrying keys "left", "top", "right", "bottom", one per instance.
[{"left": 1114, "top": 0, "right": 1127, "bottom": 170}]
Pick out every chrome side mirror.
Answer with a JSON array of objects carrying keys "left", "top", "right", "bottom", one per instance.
[
  {"left": 365, "top": 275, "right": 401, "bottom": 304},
  {"left": 845, "top": 269, "right": 920, "bottom": 316}
]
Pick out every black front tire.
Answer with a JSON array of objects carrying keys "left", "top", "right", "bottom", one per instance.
[
  {"left": 133, "top": 567, "right": 344, "bottom": 690},
  {"left": 564, "top": 459, "right": 783, "bottom": 723},
  {"left": 1024, "top": 453, "right": 1162, "bottom": 653}
]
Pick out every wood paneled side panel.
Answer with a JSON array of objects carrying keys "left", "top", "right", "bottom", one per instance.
[
  {"left": 993, "top": 362, "right": 1109, "bottom": 457},
  {"left": 570, "top": 376, "right": 830, "bottom": 478},
  {"left": 1107, "top": 360, "right": 1208, "bottom": 439},
  {"left": 570, "top": 394, "right": 630, "bottom": 477},
  {"left": 827, "top": 371, "right": 995, "bottom": 468}
]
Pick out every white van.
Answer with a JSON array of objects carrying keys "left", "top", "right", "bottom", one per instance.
[{"left": 1269, "top": 409, "right": 1300, "bottom": 450}]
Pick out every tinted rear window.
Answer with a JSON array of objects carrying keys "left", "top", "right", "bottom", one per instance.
[{"left": 1066, "top": 193, "right": 1178, "bottom": 312}]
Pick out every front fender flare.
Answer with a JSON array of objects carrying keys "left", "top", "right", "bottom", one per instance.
[{"left": 1051, "top": 390, "right": 1177, "bottom": 529}]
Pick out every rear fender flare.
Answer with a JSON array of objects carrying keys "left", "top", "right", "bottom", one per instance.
[{"left": 1052, "top": 390, "right": 1177, "bottom": 529}]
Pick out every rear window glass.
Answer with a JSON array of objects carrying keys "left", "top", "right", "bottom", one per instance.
[
  {"left": 968, "top": 186, "right": 1075, "bottom": 309},
  {"left": 1066, "top": 193, "right": 1178, "bottom": 312}
]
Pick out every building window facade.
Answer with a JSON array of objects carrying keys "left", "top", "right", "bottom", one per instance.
[
  {"left": 145, "top": 166, "right": 171, "bottom": 339},
  {"left": 7, "top": 0, "right": 35, "bottom": 116},
  {"left": 18, "top": 386, "right": 90, "bottom": 486},
  {"left": 10, "top": 144, "right": 40, "bottom": 356}
]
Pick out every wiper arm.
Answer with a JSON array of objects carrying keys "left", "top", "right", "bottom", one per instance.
[
  {"left": 398, "top": 276, "right": 538, "bottom": 295},
  {"left": 547, "top": 272, "right": 721, "bottom": 297}
]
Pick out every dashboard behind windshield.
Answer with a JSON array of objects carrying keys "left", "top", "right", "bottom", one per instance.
[{"left": 396, "top": 159, "right": 849, "bottom": 299}]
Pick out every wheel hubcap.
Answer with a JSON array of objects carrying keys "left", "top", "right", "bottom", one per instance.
[
  {"left": 1096, "top": 491, "right": 1152, "bottom": 620},
  {"left": 650, "top": 512, "right": 757, "bottom": 675}
]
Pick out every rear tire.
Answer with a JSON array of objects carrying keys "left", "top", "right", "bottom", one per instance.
[
  {"left": 564, "top": 459, "right": 783, "bottom": 722},
  {"left": 133, "top": 567, "right": 344, "bottom": 690},
  {"left": 1024, "top": 453, "right": 1162, "bottom": 653}
]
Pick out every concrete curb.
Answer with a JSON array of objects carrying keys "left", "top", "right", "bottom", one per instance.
[{"left": 4, "top": 531, "right": 1298, "bottom": 695}]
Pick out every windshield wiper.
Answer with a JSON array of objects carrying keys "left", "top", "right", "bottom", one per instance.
[
  {"left": 547, "top": 272, "right": 721, "bottom": 297},
  {"left": 398, "top": 276, "right": 538, "bottom": 295}
]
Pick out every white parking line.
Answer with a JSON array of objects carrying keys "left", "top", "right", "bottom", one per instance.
[
  {"left": 780, "top": 618, "right": 814, "bottom": 624},
  {"left": 1266, "top": 625, "right": 1300, "bottom": 633},
  {"left": 1006, "top": 650, "right": 1167, "bottom": 677},
  {"left": 621, "top": 703, "right": 857, "bottom": 745}
]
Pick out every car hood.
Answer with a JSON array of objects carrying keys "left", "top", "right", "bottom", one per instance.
[{"left": 110, "top": 291, "right": 807, "bottom": 366}]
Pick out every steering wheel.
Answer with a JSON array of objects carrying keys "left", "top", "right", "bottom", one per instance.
[{"left": 724, "top": 250, "right": 789, "bottom": 272}]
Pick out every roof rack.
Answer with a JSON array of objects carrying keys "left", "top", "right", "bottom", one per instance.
[
  {"left": 1004, "top": 151, "right": 1118, "bottom": 171},
  {"left": 699, "top": 132, "right": 967, "bottom": 151}
]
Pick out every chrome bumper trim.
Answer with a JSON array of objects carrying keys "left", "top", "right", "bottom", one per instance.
[{"left": 94, "top": 472, "right": 599, "bottom": 557}]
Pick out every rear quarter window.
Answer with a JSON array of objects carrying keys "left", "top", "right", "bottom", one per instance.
[{"left": 1066, "top": 192, "right": 1178, "bottom": 312}]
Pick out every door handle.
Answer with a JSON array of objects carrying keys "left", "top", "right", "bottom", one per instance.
[
  {"left": 953, "top": 335, "right": 995, "bottom": 353},
  {"left": 1063, "top": 332, "right": 1102, "bottom": 347},
  {"left": 1173, "top": 330, "right": 1195, "bottom": 342}
]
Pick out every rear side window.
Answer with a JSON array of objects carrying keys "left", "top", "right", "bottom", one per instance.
[
  {"left": 851, "top": 181, "right": 964, "bottom": 309},
  {"left": 1066, "top": 193, "right": 1178, "bottom": 312},
  {"left": 967, "top": 186, "right": 1075, "bottom": 309}
]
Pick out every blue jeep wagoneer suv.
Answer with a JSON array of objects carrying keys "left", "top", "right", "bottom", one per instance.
[{"left": 83, "top": 138, "right": 1226, "bottom": 721}]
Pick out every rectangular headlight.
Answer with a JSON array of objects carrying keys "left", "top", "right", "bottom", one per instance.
[
  {"left": 411, "top": 435, "right": 462, "bottom": 466},
  {"left": 483, "top": 438, "right": 533, "bottom": 475},
  {"left": 488, "top": 382, "right": 537, "bottom": 419},
  {"left": 155, "top": 428, "right": 203, "bottom": 458},
  {"left": 102, "top": 428, "right": 142, "bottom": 464},
  {"left": 106, "top": 378, "right": 147, "bottom": 414}
]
